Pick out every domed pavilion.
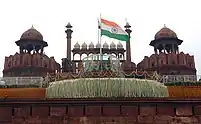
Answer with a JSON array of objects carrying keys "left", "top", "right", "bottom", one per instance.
[
  {"left": 150, "top": 24, "right": 183, "bottom": 54},
  {"left": 3, "top": 25, "right": 60, "bottom": 77},
  {"left": 137, "top": 24, "right": 196, "bottom": 78}
]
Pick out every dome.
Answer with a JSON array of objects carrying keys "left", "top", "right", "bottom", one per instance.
[
  {"left": 103, "top": 42, "right": 109, "bottom": 49},
  {"left": 81, "top": 42, "right": 87, "bottom": 49},
  {"left": 110, "top": 42, "right": 116, "bottom": 49},
  {"left": 155, "top": 25, "right": 177, "bottom": 40},
  {"left": 74, "top": 42, "right": 80, "bottom": 49},
  {"left": 96, "top": 43, "right": 101, "bottom": 48},
  {"left": 20, "top": 25, "right": 43, "bottom": 41},
  {"left": 117, "top": 42, "right": 123, "bottom": 49},
  {"left": 89, "top": 42, "right": 94, "bottom": 49}
]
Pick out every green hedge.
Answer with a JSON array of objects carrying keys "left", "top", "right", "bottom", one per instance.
[
  {"left": 165, "top": 82, "right": 201, "bottom": 86},
  {"left": 46, "top": 78, "right": 168, "bottom": 98}
]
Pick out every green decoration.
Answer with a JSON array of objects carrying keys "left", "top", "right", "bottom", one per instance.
[{"left": 46, "top": 78, "right": 168, "bottom": 98}]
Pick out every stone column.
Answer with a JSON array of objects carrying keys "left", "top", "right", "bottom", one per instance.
[
  {"left": 124, "top": 22, "right": 132, "bottom": 62},
  {"left": 176, "top": 45, "right": 179, "bottom": 53},
  {"left": 162, "top": 44, "right": 166, "bottom": 53},
  {"left": 65, "top": 22, "right": 73, "bottom": 61},
  {"left": 41, "top": 47, "right": 44, "bottom": 54},
  {"left": 154, "top": 47, "right": 157, "bottom": 54},
  {"left": 19, "top": 46, "right": 23, "bottom": 54},
  {"left": 33, "top": 45, "right": 36, "bottom": 53},
  {"left": 172, "top": 44, "right": 175, "bottom": 53}
]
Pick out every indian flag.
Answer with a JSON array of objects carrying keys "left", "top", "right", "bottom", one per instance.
[{"left": 100, "top": 18, "right": 129, "bottom": 42}]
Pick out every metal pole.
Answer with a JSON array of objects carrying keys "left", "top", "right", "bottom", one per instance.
[{"left": 99, "top": 14, "right": 102, "bottom": 71}]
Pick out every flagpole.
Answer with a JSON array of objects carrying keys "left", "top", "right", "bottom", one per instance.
[
  {"left": 99, "top": 14, "right": 103, "bottom": 71},
  {"left": 97, "top": 18, "right": 100, "bottom": 61},
  {"left": 97, "top": 18, "right": 100, "bottom": 44},
  {"left": 99, "top": 14, "right": 102, "bottom": 58}
]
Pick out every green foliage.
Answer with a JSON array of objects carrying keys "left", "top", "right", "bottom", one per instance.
[
  {"left": 0, "top": 84, "right": 40, "bottom": 88},
  {"left": 46, "top": 78, "right": 168, "bottom": 98},
  {"left": 164, "top": 82, "right": 201, "bottom": 86}
]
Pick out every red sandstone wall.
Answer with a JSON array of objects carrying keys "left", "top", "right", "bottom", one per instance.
[
  {"left": 3, "top": 53, "right": 59, "bottom": 73},
  {"left": 137, "top": 52, "right": 196, "bottom": 74},
  {"left": 0, "top": 99, "right": 201, "bottom": 124}
]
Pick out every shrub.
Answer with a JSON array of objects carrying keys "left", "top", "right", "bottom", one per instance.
[{"left": 46, "top": 78, "right": 168, "bottom": 98}]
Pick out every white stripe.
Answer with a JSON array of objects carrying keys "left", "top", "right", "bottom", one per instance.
[{"left": 101, "top": 23, "right": 127, "bottom": 35}]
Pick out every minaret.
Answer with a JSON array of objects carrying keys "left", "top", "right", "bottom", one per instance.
[
  {"left": 124, "top": 22, "right": 132, "bottom": 62},
  {"left": 65, "top": 22, "right": 73, "bottom": 61}
]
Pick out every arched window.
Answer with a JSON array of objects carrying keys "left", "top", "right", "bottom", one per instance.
[
  {"left": 152, "top": 63, "right": 155, "bottom": 67},
  {"left": 161, "top": 60, "right": 163, "bottom": 64},
  {"left": 189, "top": 63, "right": 192, "bottom": 67},
  {"left": 8, "top": 62, "right": 11, "bottom": 68}
]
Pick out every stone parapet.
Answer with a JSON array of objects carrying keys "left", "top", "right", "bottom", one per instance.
[{"left": 0, "top": 98, "right": 201, "bottom": 123}]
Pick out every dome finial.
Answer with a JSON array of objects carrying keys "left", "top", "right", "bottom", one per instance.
[
  {"left": 31, "top": 24, "right": 34, "bottom": 29},
  {"left": 164, "top": 24, "right": 166, "bottom": 28},
  {"left": 66, "top": 22, "right": 72, "bottom": 28},
  {"left": 124, "top": 18, "right": 131, "bottom": 29}
]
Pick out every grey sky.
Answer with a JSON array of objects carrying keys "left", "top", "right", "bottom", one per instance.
[{"left": 0, "top": 0, "right": 200, "bottom": 76}]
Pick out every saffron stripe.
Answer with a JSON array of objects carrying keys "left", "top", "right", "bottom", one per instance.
[{"left": 101, "top": 18, "right": 120, "bottom": 28}]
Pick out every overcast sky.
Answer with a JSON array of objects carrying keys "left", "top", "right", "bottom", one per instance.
[{"left": 0, "top": 0, "right": 200, "bottom": 76}]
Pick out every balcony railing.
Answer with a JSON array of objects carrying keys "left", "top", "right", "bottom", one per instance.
[
  {"left": 161, "top": 75, "right": 201, "bottom": 83},
  {"left": 0, "top": 74, "right": 200, "bottom": 88},
  {"left": 0, "top": 77, "right": 43, "bottom": 87}
]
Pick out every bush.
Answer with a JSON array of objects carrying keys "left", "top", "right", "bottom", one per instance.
[{"left": 46, "top": 78, "right": 168, "bottom": 98}]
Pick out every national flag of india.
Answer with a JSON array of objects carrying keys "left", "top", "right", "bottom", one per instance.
[{"left": 100, "top": 18, "right": 129, "bottom": 42}]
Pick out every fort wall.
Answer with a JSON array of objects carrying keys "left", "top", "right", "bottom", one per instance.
[
  {"left": 3, "top": 53, "right": 60, "bottom": 76},
  {"left": 137, "top": 52, "right": 196, "bottom": 75},
  {"left": 0, "top": 98, "right": 201, "bottom": 124}
]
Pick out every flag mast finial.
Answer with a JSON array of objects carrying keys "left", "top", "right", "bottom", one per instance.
[{"left": 125, "top": 18, "right": 131, "bottom": 29}]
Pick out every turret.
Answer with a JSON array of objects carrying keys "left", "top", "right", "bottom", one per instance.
[
  {"left": 124, "top": 22, "right": 132, "bottom": 62},
  {"left": 65, "top": 22, "right": 73, "bottom": 60}
]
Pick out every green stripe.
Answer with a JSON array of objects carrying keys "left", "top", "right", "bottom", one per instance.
[{"left": 101, "top": 30, "right": 129, "bottom": 42}]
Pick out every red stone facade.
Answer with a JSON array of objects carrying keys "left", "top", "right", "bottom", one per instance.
[
  {"left": 137, "top": 52, "right": 196, "bottom": 75},
  {"left": 0, "top": 98, "right": 201, "bottom": 124},
  {"left": 3, "top": 53, "right": 60, "bottom": 77}
]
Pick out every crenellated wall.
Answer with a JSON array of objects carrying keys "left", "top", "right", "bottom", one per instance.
[
  {"left": 0, "top": 98, "right": 201, "bottom": 124},
  {"left": 3, "top": 52, "right": 60, "bottom": 77},
  {"left": 137, "top": 52, "right": 196, "bottom": 75}
]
